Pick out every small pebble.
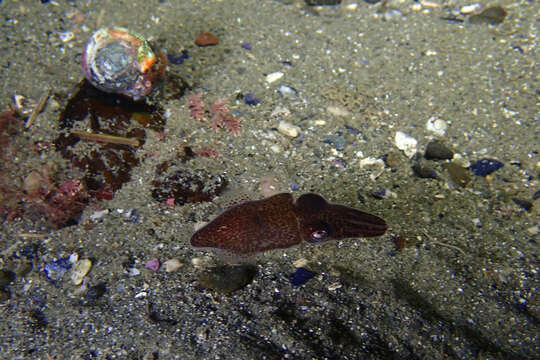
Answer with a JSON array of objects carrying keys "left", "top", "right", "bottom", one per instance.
[
  {"left": 163, "top": 258, "right": 183, "bottom": 272},
  {"left": 277, "top": 120, "right": 301, "bottom": 138},
  {"left": 145, "top": 258, "right": 160, "bottom": 272},
  {"left": 443, "top": 162, "right": 471, "bottom": 187},
  {"left": 70, "top": 259, "right": 92, "bottom": 285},
  {"left": 412, "top": 161, "right": 437, "bottom": 179},
  {"left": 513, "top": 198, "right": 533, "bottom": 212},
  {"left": 470, "top": 158, "right": 504, "bottom": 176},
  {"left": 395, "top": 131, "right": 418, "bottom": 158},
  {"left": 278, "top": 85, "right": 298, "bottom": 98},
  {"left": 195, "top": 32, "right": 219, "bottom": 46},
  {"left": 265, "top": 72, "right": 284, "bottom": 83},
  {"left": 424, "top": 141, "right": 454, "bottom": 160}
]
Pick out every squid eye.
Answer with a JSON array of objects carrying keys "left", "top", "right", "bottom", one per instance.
[{"left": 309, "top": 230, "right": 329, "bottom": 243}]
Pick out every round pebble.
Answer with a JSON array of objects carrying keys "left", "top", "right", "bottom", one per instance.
[
  {"left": 195, "top": 32, "right": 219, "bottom": 46},
  {"left": 424, "top": 141, "right": 454, "bottom": 160}
]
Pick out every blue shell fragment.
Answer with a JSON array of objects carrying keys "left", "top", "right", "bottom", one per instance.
[
  {"left": 43, "top": 257, "right": 72, "bottom": 281},
  {"left": 470, "top": 158, "right": 504, "bottom": 176},
  {"left": 289, "top": 267, "right": 314, "bottom": 286},
  {"left": 244, "top": 93, "right": 261, "bottom": 106}
]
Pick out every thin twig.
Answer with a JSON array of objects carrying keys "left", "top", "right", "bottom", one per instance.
[
  {"left": 71, "top": 130, "right": 141, "bottom": 147},
  {"left": 25, "top": 88, "right": 51, "bottom": 129},
  {"left": 422, "top": 230, "right": 466, "bottom": 255}
]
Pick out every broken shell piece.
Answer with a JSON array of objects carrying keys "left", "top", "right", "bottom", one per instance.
[
  {"left": 265, "top": 72, "right": 284, "bottom": 83},
  {"left": 13, "top": 95, "right": 35, "bottom": 117},
  {"left": 277, "top": 120, "right": 301, "bottom": 138},
  {"left": 359, "top": 157, "right": 385, "bottom": 180},
  {"left": 163, "top": 258, "right": 183, "bottom": 272},
  {"left": 394, "top": 131, "right": 418, "bottom": 158},
  {"left": 70, "top": 259, "right": 92, "bottom": 285}
]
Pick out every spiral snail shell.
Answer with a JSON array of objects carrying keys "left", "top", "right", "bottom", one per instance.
[{"left": 81, "top": 27, "right": 165, "bottom": 99}]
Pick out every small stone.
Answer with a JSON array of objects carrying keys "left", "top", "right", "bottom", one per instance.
[
  {"left": 278, "top": 85, "right": 298, "bottom": 98},
  {"left": 195, "top": 32, "right": 219, "bottom": 46},
  {"left": 443, "top": 162, "right": 471, "bottom": 187},
  {"left": 265, "top": 72, "right": 284, "bottom": 83},
  {"left": 70, "top": 259, "right": 92, "bottom": 285},
  {"left": 395, "top": 131, "right": 418, "bottom": 158},
  {"left": 293, "top": 258, "right": 309, "bottom": 268},
  {"left": 383, "top": 152, "right": 401, "bottom": 169},
  {"left": 513, "top": 198, "right": 533, "bottom": 212},
  {"left": 199, "top": 264, "right": 258, "bottom": 294},
  {"left": 412, "top": 161, "right": 437, "bottom": 179},
  {"left": 145, "top": 258, "right": 160, "bottom": 272},
  {"left": 277, "top": 120, "right": 301, "bottom": 138},
  {"left": 425, "top": 141, "right": 454, "bottom": 160},
  {"left": 163, "top": 258, "right": 183, "bottom": 273}
]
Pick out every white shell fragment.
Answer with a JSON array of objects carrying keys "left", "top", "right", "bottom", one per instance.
[
  {"left": 70, "top": 259, "right": 92, "bottom": 285},
  {"left": 265, "top": 72, "right": 284, "bottom": 83},
  {"left": 426, "top": 116, "right": 448, "bottom": 136},
  {"left": 163, "top": 258, "right": 183, "bottom": 272},
  {"left": 277, "top": 120, "right": 301, "bottom": 138},
  {"left": 359, "top": 157, "right": 386, "bottom": 180},
  {"left": 394, "top": 131, "right": 418, "bottom": 158},
  {"left": 460, "top": 3, "right": 482, "bottom": 14}
]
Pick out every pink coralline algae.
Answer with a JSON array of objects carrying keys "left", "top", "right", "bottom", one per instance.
[{"left": 187, "top": 93, "right": 240, "bottom": 135}]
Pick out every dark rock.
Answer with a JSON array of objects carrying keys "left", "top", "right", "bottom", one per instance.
[
  {"left": 470, "top": 159, "right": 504, "bottom": 176},
  {"left": 0, "top": 269, "right": 15, "bottom": 288},
  {"left": 443, "top": 162, "right": 471, "bottom": 187},
  {"left": 513, "top": 198, "right": 533, "bottom": 212},
  {"left": 424, "top": 141, "right": 454, "bottom": 160},
  {"left": 199, "top": 264, "right": 258, "bottom": 294},
  {"left": 412, "top": 161, "right": 437, "bottom": 179}
]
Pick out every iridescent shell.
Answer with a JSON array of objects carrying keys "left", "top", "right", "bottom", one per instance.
[{"left": 81, "top": 27, "right": 164, "bottom": 99}]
